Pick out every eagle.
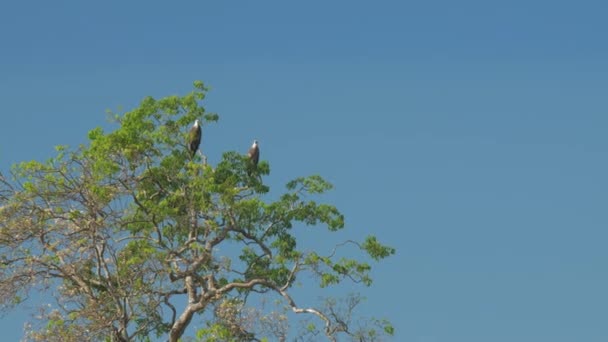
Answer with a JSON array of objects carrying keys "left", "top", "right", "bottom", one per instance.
[
  {"left": 248, "top": 140, "right": 259, "bottom": 166},
  {"left": 188, "top": 119, "right": 202, "bottom": 157}
]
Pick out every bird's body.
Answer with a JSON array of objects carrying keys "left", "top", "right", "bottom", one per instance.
[
  {"left": 188, "top": 119, "right": 202, "bottom": 157},
  {"left": 248, "top": 140, "right": 259, "bottom": 166}
]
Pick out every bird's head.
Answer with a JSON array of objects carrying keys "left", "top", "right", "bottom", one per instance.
[
  {"left": 194, "top": 119, "right": 200, "bottom": 127},
  {"left": 253, "top": 140, "right": 259, "bottom": 146}
]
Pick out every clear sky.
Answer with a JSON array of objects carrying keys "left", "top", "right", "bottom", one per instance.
[{"left": 1, "top": 1, "right": 608, "bottom": 341}]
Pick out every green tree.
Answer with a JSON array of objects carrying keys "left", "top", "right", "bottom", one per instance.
[{"left": 0, "top": 82, "right": 395, "bottom": 342}]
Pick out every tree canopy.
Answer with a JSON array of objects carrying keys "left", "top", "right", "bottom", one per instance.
[{"left": 0, "top": 81, "right": 395, "bottom": 341}]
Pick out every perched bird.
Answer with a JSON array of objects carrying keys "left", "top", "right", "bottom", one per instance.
[
  {"left": 187, "top": 119, "right": 202, "bottom": 157},
  {"left": 248, "top": 140, "right": 259, "bottom": 166}
]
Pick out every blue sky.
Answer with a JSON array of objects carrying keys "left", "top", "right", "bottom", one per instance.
[{"left": 1, "top": 1, "right": 608, "bottom": 341}]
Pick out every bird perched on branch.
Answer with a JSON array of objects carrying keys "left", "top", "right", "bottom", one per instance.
[
  {"left": 187, "top": 119, "right": 202, "bottom": 158},
  {"left": 248, "top": 140, "right": 259, "bottom": 166}
]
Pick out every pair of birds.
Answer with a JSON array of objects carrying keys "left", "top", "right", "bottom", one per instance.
[{"left": 188, "top": 119, "right": 259, "bottom": 165}]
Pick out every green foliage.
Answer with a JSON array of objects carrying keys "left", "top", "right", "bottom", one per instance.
[
  {"left": 362, "top": 236, "right": 396, "bottom": 261},
  {"left": 383, "top": 321, "right": 395, "bottom": 335},
  {"left": 195, "top": 323, "right": 239, "bottom": 342},
  {"left": 286, "top": 175, "right": 333, "bottom": 194},
  {"left": 0, "top": 81, "right": 395, "bottom": 342}
]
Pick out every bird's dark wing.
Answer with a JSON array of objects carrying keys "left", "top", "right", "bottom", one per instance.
[
  {"left": 188, "top": 126, "right": 202, "bottom": 156},
  {"left": 248, "top": 146, "right": 259, "bottom": 165}
]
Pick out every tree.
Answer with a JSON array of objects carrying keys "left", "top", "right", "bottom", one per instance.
[{"left": 0, "top": 81, "right": 395, "bottom": 341}]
